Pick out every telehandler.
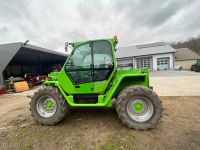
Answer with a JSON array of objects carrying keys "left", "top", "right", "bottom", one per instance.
[{"left": 30, "top": 36, "right": 163, "bottom": 130}]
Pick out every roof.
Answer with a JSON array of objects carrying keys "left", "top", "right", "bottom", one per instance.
[
  {"left": 23, "top": 43, "right": 67, "bottom": 56},
  {"left": 0, "top": 42, "right": 67, "bottom": 56},
  {"left": 116, "top": 42, "right": 176, "bottom": 58},
  {"left": 175, "top": 48, "right": 199, "bottom": 61},
  {"left": 0, "top": 42, "right": 67, "bottom": 85}
]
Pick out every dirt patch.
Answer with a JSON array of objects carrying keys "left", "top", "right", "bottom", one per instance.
[{"left": 0, "top": 96, "right": 200, "bottom": 150}]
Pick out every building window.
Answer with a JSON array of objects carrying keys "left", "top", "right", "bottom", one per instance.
[
  {"left": 117, "top": 63, "right": 133, "bottom": 70},
  {"left": 136, "top": 57, "right": 152, "bottom": 70},
  {"left": 117, "top": 58, "right": 133, "bottom": 70}
]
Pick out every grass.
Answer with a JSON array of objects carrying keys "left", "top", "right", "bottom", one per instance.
[
  {"left": 100, "top": 134, "right": 137, "bottom": 150},
  {"left": 21, "top": 138, "right": 33, "bottom": 150}
]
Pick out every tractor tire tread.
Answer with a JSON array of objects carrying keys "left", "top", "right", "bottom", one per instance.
[
  {"left": 116, "top": 85, "right": 163, "bottom": 130},
  {"left": 30, "top": 86, "right": 68, "bottom": 125}
]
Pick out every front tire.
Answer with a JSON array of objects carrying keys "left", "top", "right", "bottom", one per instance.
[
  {"left": 30, "top": 86, "right": 68, "bottom": 125},
  {"left": 116, "top": 85, "right": 163, "bottom": 130}
]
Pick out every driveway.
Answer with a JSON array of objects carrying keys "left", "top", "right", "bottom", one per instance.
[
  {"left": 150, "top": 71, "right": 200, "bottom": 96},
  {"left": 150, "top": 70, "right": 200, "bottom": 77}
]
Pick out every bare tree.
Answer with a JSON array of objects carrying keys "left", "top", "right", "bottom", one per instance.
[{"left": 170, "top": 35, "right": 200, "bottom": 55}]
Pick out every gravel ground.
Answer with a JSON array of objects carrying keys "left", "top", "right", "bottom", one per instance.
[
  {"left": 150, "top": 71, "right": 200, "bottom": 96},
  {"left": 150, "top": 70, "right": 200, "bottom": 77}
]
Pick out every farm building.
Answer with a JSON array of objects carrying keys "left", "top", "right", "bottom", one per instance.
[
  {"left": 0, "top": 42, "right": 67, "bottom": 86},
  {"left": 116, "top": 42, "right": 176, "bottom": 71},
  {"left": 175, "top": 48, "right": 199, "bottom": 70}
]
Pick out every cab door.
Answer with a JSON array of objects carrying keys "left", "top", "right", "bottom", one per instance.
[
  {"left": 64, "top": 40, "right": 114, "bottom": 94},
  {"left": 65, "top": 42, "right": 94, "bottom": 93},
  {"left": 91, "top": 41, "right": 114, "bottom": 94}
]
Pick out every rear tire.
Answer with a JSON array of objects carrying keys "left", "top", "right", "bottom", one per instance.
[
  {"left": 30, "top": 86, "right": 68, "bottom": 125},
  {"left": 116, "top": 85, "right": 163, "bottom": 130}
]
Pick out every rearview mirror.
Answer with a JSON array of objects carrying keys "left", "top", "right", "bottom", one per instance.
[{"left": 65, "top": 42, "right": 69, "bottom": 52}]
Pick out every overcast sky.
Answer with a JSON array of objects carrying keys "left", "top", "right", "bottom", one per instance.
[{"left": 0, "top": 0, "right": 200, "bottom": 53}]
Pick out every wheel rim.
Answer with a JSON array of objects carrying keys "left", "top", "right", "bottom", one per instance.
[
  {"left": 127, "top": 97, "right": 154, "bottom": 122},
  {"left": 36, "top": 96, "right": 57, "bottom": 118}
]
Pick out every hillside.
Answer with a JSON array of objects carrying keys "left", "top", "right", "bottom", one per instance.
[{"left": 170, "top": 36, "right": 200, "bottom": 55}]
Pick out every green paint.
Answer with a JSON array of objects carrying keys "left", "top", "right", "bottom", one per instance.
[
  {"left": 45, "top": 101, "right": 53, "bottom": 110},
  {"left": 44, "top": 36, "right": 150, "bottom": 107},
  {"left": 134, "top": 103, "right": 143, "bottom": 112}
]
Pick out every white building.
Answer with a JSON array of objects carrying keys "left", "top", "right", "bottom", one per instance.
[{"left": 116, "top": 42, "right": 176, "bottom": 71}]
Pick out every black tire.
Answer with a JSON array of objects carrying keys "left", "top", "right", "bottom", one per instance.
[
  {"left": 30, "top": 86, "right": 68, "bottom": 125},
  {"left": 116, "top": 85, "right": 163, "bottom": 130}
]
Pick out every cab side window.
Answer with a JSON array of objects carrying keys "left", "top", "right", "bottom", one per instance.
[
  {"left": 65, "top": 43, "right": 92, "bottom": 84},
  {"left": 93, "top": 41, "right": 113, "bottom": 81}
]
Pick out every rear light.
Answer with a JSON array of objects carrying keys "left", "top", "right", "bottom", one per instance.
[{"left": 36, "top": 77, "right": 39, "bottom": 80}]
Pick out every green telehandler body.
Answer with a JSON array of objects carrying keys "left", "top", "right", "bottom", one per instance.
[{"left": 30, "top": 36, "right": 163, "bottom": 130}]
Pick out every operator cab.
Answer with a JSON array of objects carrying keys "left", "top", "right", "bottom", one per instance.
[
  {"left": 65, "top": 40, "right": 114, "bottom": 85},
  {"left": 59, "top": 37, "right": 117, "bottom": 104}
]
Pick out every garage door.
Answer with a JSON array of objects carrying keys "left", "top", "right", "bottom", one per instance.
[
  {"left": 157, "top": 57, "right": 169, "bottom": 70},
  {"left": 117, "top": 58, "right": 133, "bottom": 70},
  {"left": 136, "top": 57, "right": 153, "bottom": 70}
]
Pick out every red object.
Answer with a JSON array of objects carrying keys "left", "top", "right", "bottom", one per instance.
[
  {"left": 0, "top": 87, "right": 4, "bottom": 95},
  {"left": 24, "top": 73, "right": 46, "bottom": 84}
]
